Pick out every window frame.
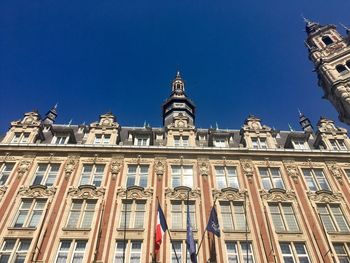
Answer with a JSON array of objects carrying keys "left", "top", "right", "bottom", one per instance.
[
  {"left": 94, "top": 134, "right": 111, "bottom": 144},
  {"left": 258, "top": 167, "right": 285, "bottom": 190},
  {"left": 219, "top": 201, "right": 247, "bottom": 232},
  {"left": 54, "top": 239, "right": 87, "bottom": 263},
  {"left": 279, "top": 242, "right": 311, "bottom": 263},
  {"left": 170, "top": 200, "right": 196, "bottom": 230},
  {"left": 125, "top": 164, "right": 149, "bottom": 188},
  {"left": 329, "top": 139, "right": 347, "bottom": 150},
  {"left": 11, "top": 132, "right": 30, "bottom": 143},
  {"left": 174, "top": 135, "right": 189, "bottom": 147},
  {"left": 292, "top": 138, "right": 309, "bottom": 150},
  {"left": 0, "top": 239, "right": 31, "bottom": 263},
  {"left": 31, "top": 163, "right": 60, "bottom": 187},
  {"left": 214, "top": 166, "right": 239, "bottom": 189},
  {"left": 213, "top": 138, "right": 228, "bottom": 147},
  {"left": 251, "top": 137, "right": 267, "bottom": 149},
  {"left": 0, "top": 163, "right": 15, "bottom": 186},
  {"left": 114, "top": 240, "right": 142, "bottom": 263},
  {"left": 268, "top": 202, "right": 300, "bottom": 233},
  {"left": 225, "top": 241, "right": 255, "bottom": 263},
  {"left": 317, "top": 203, "right": 350, "bottom": 233},
  {"left": 66, "top": 199, "right": 97, "bottom": 229},
  {"left": 170, "top": 240, "right": 197, "bottom": 263},
  {"left": 301, "top": 168, "right": 331, "bottom": 192},
  {"left": 333, "top": 243, "right": 350, "bottom": 262},
  {"left": 171, "top": 165, "right": 194, "bottom": 188},
  {"left": 12, "top": 198, "right": 47, "bottom": 228},
  {"left": 134, "top": 136, "right": 150, "bottom": 146},
  {"left": 79, "top": 164, "right": 105, "bottom": 187},
  {"left": 119, "top": 199, "right": 146, "bottom": 229}
]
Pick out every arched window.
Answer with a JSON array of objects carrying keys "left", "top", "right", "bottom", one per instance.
[
  {"left": 346, "top": 60, "right": 350, "bottom": 69},
  {"left": 336, "top": 64, "right": 348, "bottom": 74},
  {"left": 322, "top": 36, "right": 333, "bottom": 46}
]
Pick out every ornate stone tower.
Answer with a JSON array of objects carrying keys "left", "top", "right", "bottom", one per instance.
[
  {"left": 162, "top": 71, "right": 196, "bottom": 126},
  {"left": 305, "top": 19, "right": 350, "bottom": 124}
]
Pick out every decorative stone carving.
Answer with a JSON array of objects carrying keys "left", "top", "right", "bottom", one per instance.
[
  {"left": 325, "top": 161, "right": 343, "bottom": 183},
  {"left": 128, "top": 156, "right": 153, "bottom": 164},
  {"left": 240, "top": 159, "right": 254, "bottom": 181},
  {"left": 260, "top": 189, "right": 296, "bottom": 201},
  {"left": 18, "top": 185, "right": 56, "bottom": 198},
  {"left": 110, "top": 159, "right": 123, "bottom": 178},
  {"left": 17, "top": 159, "right": 32, "bottom": 176},
  {"left": 165, "top": 186, "right": 200, "bottom": 200},
  {"left": 307, "top": 190, "right": 342, "bottom": 203},
  {"left": 198, "top": 158, "right": 209, "bottom": 177},
  {"left": 212, "top": 188, "right": 246, "bottom": 201},
  {"left": 64, "top": 156, "right": 78, "bottom": 177},
  {"left": 68, "top": 185, "right": 105, "bottom": 199},
  {"left": 283, "top": 160, "right": 300, "bottom": 181},
  {"left": 154, "top": 158, "right": 166, "bottom": 177},
  {"left": 0, "top": 155, "right": 16, "bottom": 162},
  {"left": 0, "top": 186, "right": 7, "bottom": 197},
  {"left": 116, "top": 186, "right": 153, "bottom": 199}
]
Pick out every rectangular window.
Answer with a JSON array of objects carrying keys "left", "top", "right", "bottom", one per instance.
[
  {"left": 114, "top": 241, "right": 142, "bottom": 263},
  {"left": 318, "top": 204, "right": 349, "bottom": 232},
  {"left": 269, "top": 203, "right": 299, "bottom": 232},
  {"left": 329, "top": 139, "right": 347, "bottom": 150},
  {"left": 215, "top": 166, "right": 239, "bottom": 189},
  {"left": 52, "top": 135, "right": 69, "bottom": 145},
  {"left": 13, "top": 199, "right": 46, "bottom": 228},
  {"left": 134, "top": 137, "right": 149, "bottom": 146},
  {"left": 0, "top": 239, "right": 31, "bottom": 262},
  {"left": 119, "top": 200, "right": 146, "bottom": 229},
  {"left": 79, "top": 164, "right": 105, "bottom": 187},
  {"left": 251, "top": 137, "right": 267, "bottom": 149},
  {"left": 55, "top": 240, "right": 87, "bottom": 263},
  {"left": 66, "top": 199, "right": 96, "bottom": 229},
  {"left": 220, "top": 201, "right": 246, "bottom": 231},
  {"left": 292, "top": 138, "right": 308, "bottom": 150},
  {"left": 94, "top": 134, "right": 111, "bottom": 144},
  {"left": 259, "top": 167, "right": 284, "bottom": 190},
  {"left": 11, "top": 132, "right": 30, "bottom": 143},
  {"left": 0, "top": 163, "right": 15, "bottom": 185},
  {"left": 280, "top": 242, "right": 311, "bottom": 263},
  {"left": 171, "top": 200, "right": 196, "bottom": 230},
  {"left": 174, "top": 136, "right": 189, "bottom": 147},
  {"left": 171, "top": 165, "right": 193, "bottom": 188},
  {"left": 32, "top": 163, "right": 60, "bottom": 186},
  {"left": 171, "top": 241, "right": 196, "bottom": 263},
  {"left": 226, "top": 241, "right": 255, "bottom": 263},
  {"left": 334, "top": 243, "right": 350, "bottom": 262},
  {"left": 126, "top": 165, "right": 148, "bottom": 188},
  {"left": 214, "top": 138, "right": 227, "bottom": 147},
  {"left": 302, "top": 168, "right": 331, "bottom": 191}
]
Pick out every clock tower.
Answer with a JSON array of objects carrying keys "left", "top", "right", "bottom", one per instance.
[
  {"left": 162, "top": 71, "right": 196, "bottom": 127},
  {"left": 305, "top": 19, "right": 350, "bottom": 124}
]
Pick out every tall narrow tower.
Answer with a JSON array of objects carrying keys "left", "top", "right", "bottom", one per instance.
[
  {"left": 162, "top": 71, "right": 196, "bottom": 126},
  {"left": 305, "top": 19, "right": 350, "bottom": 124}
]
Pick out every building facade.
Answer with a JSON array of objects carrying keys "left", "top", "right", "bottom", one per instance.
[
  {"left": 306, "top": 19, "right": 350, "bottom": 125},
  {"left": 1, "top": 71, "right": 350, "bottom": 263}
]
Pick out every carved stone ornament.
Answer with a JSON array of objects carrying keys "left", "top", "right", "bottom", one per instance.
[
  {"left": 260, "top": 189, "right": 296, "bottom": 202},
  {"left": 240, "top": 159, "right": 254, "bottom": 180},
  {"left": 0, "top": 155, "right": 16, "bottom": 162},
  {"left": 116, "top": 186, "right": 153, "bottom": 199},
  {"left": 165, "top": 186, "right": 200, "bottom": 200},
  {"left": 198, "top": 159, "right": 209, "bottom": 177},
  {"left": 307, "top": 190, "right": 342, "bottom": 203},
  {"left": 154, "top": 159, "right": 166, "bottom": 176},
  {"left": 0, "top": 186, "right": 7, "bottom": 197},
  {"left": 18, "top": 185, "right": 56, "bottom": 198},
  {"left": 17, "top": 159, "right": 32, "bottom": 176},
  {"left": 325, "top": 161, "right": 343, "bottom": 183},
  {"left": 110, "top": 159, "right": 122, "bottom": 178},
  {"left": 68, "top": 185, "right": 105, "bottom": 199},
  {"left": 64, "top": 157, "right": 78, "bottom": 177},
  {"left": 212, "top": 188, "right": 246, "bottom": 201},
  {"left": 283, "top": 161, "right": 300, "bottom": 181}
]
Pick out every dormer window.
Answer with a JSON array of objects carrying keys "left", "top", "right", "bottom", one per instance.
[
  {"left": 11, "top": 132, "right": 30, "bottom": 143},
  {"left": 336, "top": 64, "right": 348, "bottom": 75},
  {"left": 251, "top": 137, "right": 267, "bottom": 149},
  {"left": 213, "top": 138, "right": 227, "bottom": 147},
  {"left": 329, "top": 139, "right": 347, "bottom": 150},
  {"left": 94, "top": 134, "right": 111, "bottom": 145},
  {"left": 292, "top": 138, "right": 309, "bottom": 150},
  {"left": 322, "top": 35, "right": 333, "bottom": 46},
  {"left": 134, "top": 136, "right": 149, "bottom": 146},
  {"left": 174, "top": 136, "right": 189, "bottom": 147},
  {"left": 52, "top": 134, "right": 69, "bottom": 145}
]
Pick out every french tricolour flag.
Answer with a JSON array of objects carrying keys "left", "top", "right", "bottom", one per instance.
[{"left": 155, "top": 204, "right": 168, "bottom": 255}]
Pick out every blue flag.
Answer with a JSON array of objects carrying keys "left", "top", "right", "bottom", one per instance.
[
  {"left": 186, "top": 202, "right": 197, "bottom": 263},
  {"left": 206, "top": 207, "right": 220, "bottom": 237}
]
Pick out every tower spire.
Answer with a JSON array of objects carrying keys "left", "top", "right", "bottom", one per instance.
[
  {"left": 43, "top": 104, "right": 58, "bottom": 125},
  {"left": 303, "top": 16, "right": 321, "bottom": 35},
  {"left": 172, "top": 70, "right": 185, "bottom": 95},
  {"left": 298, "top": 110, "right": 313, "bottom": 132}
]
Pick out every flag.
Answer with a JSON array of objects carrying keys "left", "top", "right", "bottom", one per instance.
[
  {"left": 206, "top": 206, "right": 220, "bottom": 237},
  {"left": 186, "top": 202, "right": 197, "bottom": 263},
  {"left": 155, "top": 204, "right": 168, "bottom": 255}
]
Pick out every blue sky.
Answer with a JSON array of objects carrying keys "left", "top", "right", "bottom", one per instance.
[{"left": 1, "top": 0, "right": 349, "bottom": 133}]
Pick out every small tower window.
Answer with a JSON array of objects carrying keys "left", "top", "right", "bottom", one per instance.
[
  {"left": 336, "top": 64, "right": 348, "bottom": 75},
  {"left": 322, "top": 36, "right": 333, "bottom": 46}
]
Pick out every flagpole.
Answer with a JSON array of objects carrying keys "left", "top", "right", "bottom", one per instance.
[
  {"left": 196, "top": 198, "right": 217, "bottom": 257},
  {"left": 156, "top": 197, "right": 180, "bottom": 263}
]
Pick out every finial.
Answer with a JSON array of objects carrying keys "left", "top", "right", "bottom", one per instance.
[
  {"left": 301, "top": 14, "right": 309, "bottom": 23},
  {"left": 68, "top": 119, "right": 72, "bottom": 126},
  {"left": 215, "top": 122, "right": 219, "bottom": 130},
  {"left": 298, "top": 108, "right": 302, "bottom": 116},
  {"left": 176, "top": 70, "right": 181, "bottom": 79},
  {"left": 288, "top": 123, "right": 294, "bottom": 131},
  {"left": 54, "top": 103, "right": 58, "bottom": 109},
  {"left": 340, "top": 23, "right": 350, "bottom": 33},
  {"left": 143, "top": 120, "right": 147, "bottom": 128}
]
